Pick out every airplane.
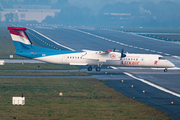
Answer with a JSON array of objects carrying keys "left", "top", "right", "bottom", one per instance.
[{"left": 7, "top": 27, "right": 175, "bottom": 72}]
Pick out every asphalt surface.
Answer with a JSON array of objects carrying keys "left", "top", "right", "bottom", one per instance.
[
  {"left": 0, "top": 59, "right": 45, "bottom": 63},
  {"left": 28, "top": 27, "right": 180, "bottom": 56},
  {"left": 7, "top": 26, "right": 180, "bottom": 119}
]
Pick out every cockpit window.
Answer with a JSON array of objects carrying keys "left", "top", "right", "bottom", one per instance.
[{"left": 159, "top": 57, "right": 165, "bottom": 60}]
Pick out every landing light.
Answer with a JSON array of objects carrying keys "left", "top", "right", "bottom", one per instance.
[{"left": 59, "top": 92, "right": 63, "bottom": 96}]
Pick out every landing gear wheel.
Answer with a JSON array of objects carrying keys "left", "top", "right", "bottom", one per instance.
[
  {"left": 87, "top": 66, "right": 92, "bottom": 71},
  {"left": 164, "top": 68, "right": 168, "bottom": 72},
  {"left": 96, "top": 67, "right": 101, "bottom": 72}
]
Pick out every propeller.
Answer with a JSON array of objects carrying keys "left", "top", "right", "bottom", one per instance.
[
  {"left": 113, "top": 48, "right": 116, "bottom": 52},
  {"left": 120, "top": 48, "right": 126, "bottom": 60}
]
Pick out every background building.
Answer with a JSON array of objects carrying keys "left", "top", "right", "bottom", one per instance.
[{"left": 0, "top": 5, "right": 61, "bottom": 23}]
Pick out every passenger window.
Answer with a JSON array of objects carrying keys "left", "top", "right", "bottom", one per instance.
[
  {"left": 128, "top": 58, "right": 130, "bottom": 60},
  {"left": 136, "top": 58, "right": 138, "bottom": 61},
  {"left": 159, "top": 57, "right": 165, "bottom": 60}
]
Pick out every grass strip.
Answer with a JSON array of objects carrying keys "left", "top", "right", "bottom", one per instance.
[
  {"left": 0, "top": 71, "right": 89, "bottom": 76},
  {"left": 0, "top": 78, "right": 170, "bottom": 120},
  {"left": 0, "top": 63, "right": 79, "bottom": 70}
]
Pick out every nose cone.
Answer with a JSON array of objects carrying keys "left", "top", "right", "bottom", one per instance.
[{"left": 168, "top": 61, "right": 175, "bottom": 68}]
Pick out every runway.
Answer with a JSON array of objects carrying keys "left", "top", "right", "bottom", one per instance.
[
  {"left": 18, "top": 26, "right": 180, "bottom": 119},
  {"left": 29, "top": 27, "right": 180, "bottom": 55}
]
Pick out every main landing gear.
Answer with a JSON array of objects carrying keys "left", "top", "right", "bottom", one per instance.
[
  {"left": 164, "top": 68, "right": 168, "bottom": 72},
  {"left": 87, "top": 66, "right": 93, "bottom": 71},
  {"left": 96, "top": 67, "right": 101, "bottom": 72},
  {"left": 87, "top": 66, "right": 102, "bottom": 72}
]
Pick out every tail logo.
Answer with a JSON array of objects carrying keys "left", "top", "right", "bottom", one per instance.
[{"left": 7, "top": 27, "right": 31, "bottom": 45}]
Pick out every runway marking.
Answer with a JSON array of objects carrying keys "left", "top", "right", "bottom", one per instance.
[
  {"left": 173, "top": 56, "right": 180, "bottom": 60},
  {"left": 110, "top": 66, "right": 118, "bottom": 69},
  {"left": 124, "top": 72, "right": 180, "bottom": 98},
  {"left": 70, "top": 28, "right": 173, "bottom": 56},
  {"left": 151, "top": 67, "right": 180, "bottom": 70},
  {"left": 164, "top": 53, "right": 170, "bottom": 55},
  {"left": 151, "top": 50, "right": 156, "bottom": 52},
  {"left": 138, "top": 33, "right": 180, "bottom": 35},
  {"left": 28, "top": 28, "right": 75, "bottom": 51},
  {"left": 132, "top": 33, "right": 180, "bottom": 45},
  {"left": 112, "top": 66, "right": 180, "bottom": 70}
]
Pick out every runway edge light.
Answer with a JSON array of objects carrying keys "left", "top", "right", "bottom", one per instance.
[
  {"left": 0, "top": 60, "right": 4, "bottom": 65},
  {"left": 59, "top": 92, "right": 63, "bottom": 96}
]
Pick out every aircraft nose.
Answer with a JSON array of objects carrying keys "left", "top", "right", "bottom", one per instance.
[{"left": 168, "top": 61, "right": 175, "bottom": 67}]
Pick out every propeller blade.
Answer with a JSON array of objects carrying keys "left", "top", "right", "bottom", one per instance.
[
  {"left": 121, "top": 48, "right": 124, "bottom": 55},
  {"left": 113, "top": 48, "right": 116, "bottom": 52},
  {"left": 120, "top": 48, "right": 126, "bottom": 60}
]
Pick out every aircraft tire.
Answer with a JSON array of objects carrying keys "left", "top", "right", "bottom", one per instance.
[
  {"left": 96, "top": 67, "right": 101, "bottom": 72},
  {"left": 164, "top": 69, "right": 168, "bottom": 72},
  {"left": 87, "top": 66, "right": 93, "bottom": 71}
]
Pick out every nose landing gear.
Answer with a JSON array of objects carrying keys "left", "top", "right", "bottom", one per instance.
[{"left": 164, "top": 68, "right": 168, "bottom": 72}]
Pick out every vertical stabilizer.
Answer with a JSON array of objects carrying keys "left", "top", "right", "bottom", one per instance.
[{"left": 7, "top": 27, "right": 32, "bottom": 52}]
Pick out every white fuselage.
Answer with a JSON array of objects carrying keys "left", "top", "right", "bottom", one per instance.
[{"left": 35, "top": 51, "right": 175, "bottom": 68}]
